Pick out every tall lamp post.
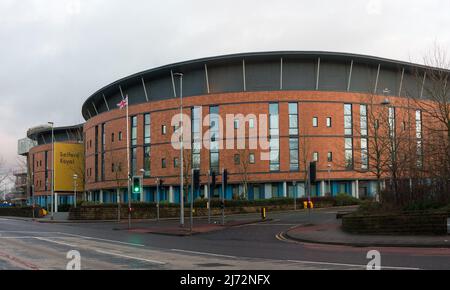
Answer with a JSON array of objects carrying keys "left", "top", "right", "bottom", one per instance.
[
  {"left": 73, "top": 174, "right": 78, "bottom": 208},
  {"left": 48, "top": 122, "right": 55, "bottom": 220},
  {"left": 174, "top": 72, "right": 184, "bottom": 227}
]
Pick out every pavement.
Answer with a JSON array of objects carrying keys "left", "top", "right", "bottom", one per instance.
[
  {"left": 284, "top": 222, "right": 450, "bottom": 248},
  {"left": 116, "top": 218, "right": 273, "bottom": 236}
]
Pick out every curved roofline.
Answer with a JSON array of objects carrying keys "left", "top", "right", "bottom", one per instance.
[
  {"left": 27, "top": 124, "right": 84, "bottom": 140},
  {"left": 82, "top": 50, "right": 448, "bottom": 120}
]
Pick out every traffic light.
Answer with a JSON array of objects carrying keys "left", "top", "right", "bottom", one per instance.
[
  {"left": 211, "top": 171, "right": 216, "bottom": 189},
  {"left": 193, "top": 169, "right": 200, "bottom": 190},
  {"left": 309, "top": 162, "right": 317, "bottom": 184},
  {"left": 222, "top": 169, "right": 228, "bottom": 189},
  {"left": 132, "top": 176, "right": 141, "bottom": 194}
]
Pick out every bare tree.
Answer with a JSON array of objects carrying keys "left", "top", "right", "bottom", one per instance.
[
  {"left": 236, "top": 148, "right": 251, "bottom": 199},
  {"left": 410, "top": 44, "right": 450, "bottom": 203},
  {"left": 182, "top": 148, "right": 193, "bottom": 204}
]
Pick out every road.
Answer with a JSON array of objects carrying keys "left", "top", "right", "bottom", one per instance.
[{"left": 0, "top": 208, "right": 449, "bottom": 270}]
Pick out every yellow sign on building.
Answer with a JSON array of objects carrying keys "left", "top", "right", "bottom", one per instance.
[{"left": 54, "top": 143, "right": 85, "bottom": 192}]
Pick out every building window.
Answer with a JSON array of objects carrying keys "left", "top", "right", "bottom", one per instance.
[
  {"left": 131, "top": 147, "right": 137, "bottom": 176},
  {"left": 210, "top": 106, "right": 220, "bottom": 173},
  {"left": 111, "top": 133, "right": 115, "bottom": 143},
  {"left": 101, "top": 123, "right": 106, "bottom": 181},
  {"left": 162, "top": 125, "right": 167, "bottom": 135},
  {"left": 416, "top": 110, "right": 423, "bottom": 168},
  {"left": 234, "top": 154, "right": 240, "bottom": 165},
  {"left": 345, "top": 138, "right": 353, "bottom": 169},
  {"left": 290, "top": 138, "right": 299, "bottom": 171},
  {"left": 313, "top": 117, "right": 318, "bottom": 127},
  {"left": 313, "top": 152, "right": 319, "bottom": 162},
  {"left": 143, "top": 113, "right": 151, "bottom": 177},
  {"left": 389, "top": 107, "right": 396, "bottom": 139},
  {"left": 269, "top": 103, "right": 280, "bottom": 171},
  {"left": 118, "top": 131, "right": 122, "bottom": 141},
  {"left": 360, "top": 104, "right": 368, "bottom": 170},
  {"left": 112, "top": 163, "right": 115, "bottom": 173},
  {"left": 144, "top": 146, "right": 150, "bottom": 177},
  {"left": 192, "top": 107, "right": 201, "bottom": 169},
  {"left": 144, "top": 114, "right": 151, "bottom": 145},
  {"left": 361, "top": 138, "right": 368, "bottom": 170},
  {"left": 131, "top": 116, "right": 137, "bottom": 146},
  {"left": 249, "top": 118, "right": 255, "bottom": 129},
  {"left": 95, "top": 125, "right": 99, "bottom": 182},
  {"left": 174, "top": 158, "right": 179, "bottom": 168},
  {"left": 130, "top": 116, "right": 138, "bottom": 176},
  {"left": 360, "top": 105, "right": 368, "bottom": 136},
  {"left": 234, "top": 119, "right": 239, "bottom": 129},
  {"left": 161, "top": 158, "right": 167, "bottom": 169},
  {"left": 249, "top": 153, "right": 255, "bottom": 164},
  {"left": 344, "top": 104, "right": 353, "bottom": 136},
  {"left": 326, "top": 117, "right": 332, "bottom": 128},
  {"left": 289, "top": 103, "right": 299, "bottom": 135},
  {"left": 327, "top": 152, "right": 333, "bottom": 162}
]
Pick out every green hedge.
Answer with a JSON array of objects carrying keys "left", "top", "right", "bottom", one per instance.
[
  {"left": 76, "top": 196, "right": 353, "bottom": 210},
  {"left": 0, "top": 206, "right": 43, "bottom": 218}
]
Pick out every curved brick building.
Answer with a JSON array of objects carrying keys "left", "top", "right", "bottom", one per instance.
[{"left": 78, "top": 51, "right": 437, "bottom": 204}]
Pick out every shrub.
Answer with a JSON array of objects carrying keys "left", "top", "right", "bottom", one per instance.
[
  {"left": 335, "top": 193, "right": 360, "bottom": 206},
  {"left": 403, "top": 200, "right": 446, "bottom": 212},
  {"left": 357, "top": 200, "right": 383, "bottom": 214}
]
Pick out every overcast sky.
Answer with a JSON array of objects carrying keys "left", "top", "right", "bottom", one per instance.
[{"left": 0, "top": 0, "right": 449, "bottom": 172}]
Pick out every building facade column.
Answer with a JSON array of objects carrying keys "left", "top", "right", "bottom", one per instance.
[
  {"left": 116, "top": 188, "right": 121, "bottom": 204},
  {"left": 99, "top": 190, "right": 104, "bottom": 204},
  {"left": 169, "top": 186, "right": 174, "bottom": 203},
  {"left": 264, "top": 184, "right": 272, "bottom": 199},
  {"left": 351, "top": 181, "right": 357, "bottom": 198},
  {"left": 283, "top": 182, "right": 287, "bottom": 198},
  {"left": 320, "top": 181, "right": 326, "bottom": 197},
  {"left": 54, "top": 193, "right": 58, "bottom": 213},
  {"left": 355, "top": 180, "right": 360, "bottom": 199}
]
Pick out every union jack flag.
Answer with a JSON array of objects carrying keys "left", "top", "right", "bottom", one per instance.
[{"left": 117, "top": 97, "right": 128, "bottom": 109}]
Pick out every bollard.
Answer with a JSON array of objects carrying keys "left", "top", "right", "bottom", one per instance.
[{"left": 261, "top": 207, "right": 267, "bottom": 220}]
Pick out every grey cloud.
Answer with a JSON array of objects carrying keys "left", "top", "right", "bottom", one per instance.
[{"left": 0, "top": 0, "right": 449, "bottom": 169}]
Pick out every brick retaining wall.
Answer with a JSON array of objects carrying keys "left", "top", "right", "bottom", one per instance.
[{"left": 342, "top": 212, "right": 448, "bottom": 236}]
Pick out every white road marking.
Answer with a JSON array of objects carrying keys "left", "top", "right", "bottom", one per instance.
[
  {"left": 171, "top": 249, "right": 237, "bottom": 259},
  {"left": 286, "top": 259, "right": 420, "bottom": 270},
  {"left": 56, "top": 232, "right": 145, "bottom": 247},
  {"left": 246, "top": 224, "right": 299, "bottom": 226},
  {"left": 95, "top": 250, "right": 166, "bottom": 265},
  {"left": 34, "top": 237, "right": 165, "bottom": 265},
  {"left": 0, "top": 236, "right": 65, "bottom": 239},
  {"left": 35, "top": 237, "right": 78, "bottom": 248}
]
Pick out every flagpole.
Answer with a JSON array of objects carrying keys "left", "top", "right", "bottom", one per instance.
[{"left": 126, "top": 96, "right": 131, "bottom": 230}]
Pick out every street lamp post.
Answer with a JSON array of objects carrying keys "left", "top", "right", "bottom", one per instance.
[
  {"left": 174, "top": 72, "right": 184, "bottom": 227},
  {"left": 48, "top": 122, "right": 55, "bottom": 220},
  {"left": 73, "top": 174, "right": 78, "bottom": 208}
]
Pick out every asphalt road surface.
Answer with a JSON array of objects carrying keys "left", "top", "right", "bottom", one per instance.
[{"left": 0, "top": 208, "right": 449, "bottom": 270}]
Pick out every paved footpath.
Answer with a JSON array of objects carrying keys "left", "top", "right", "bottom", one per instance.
[{"left": 284, "top": 216, "right": 450, "bottom": 248}]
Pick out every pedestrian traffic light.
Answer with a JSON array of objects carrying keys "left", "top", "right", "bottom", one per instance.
[
  {"left": 132, "top": 176, "right": 141, "bottom": 194},
  {"left": 309, "top": 162, "right": 317, "bottom": 184},
  {"left": 193, "top": 169, "right": 200, "bottom": 190}
]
